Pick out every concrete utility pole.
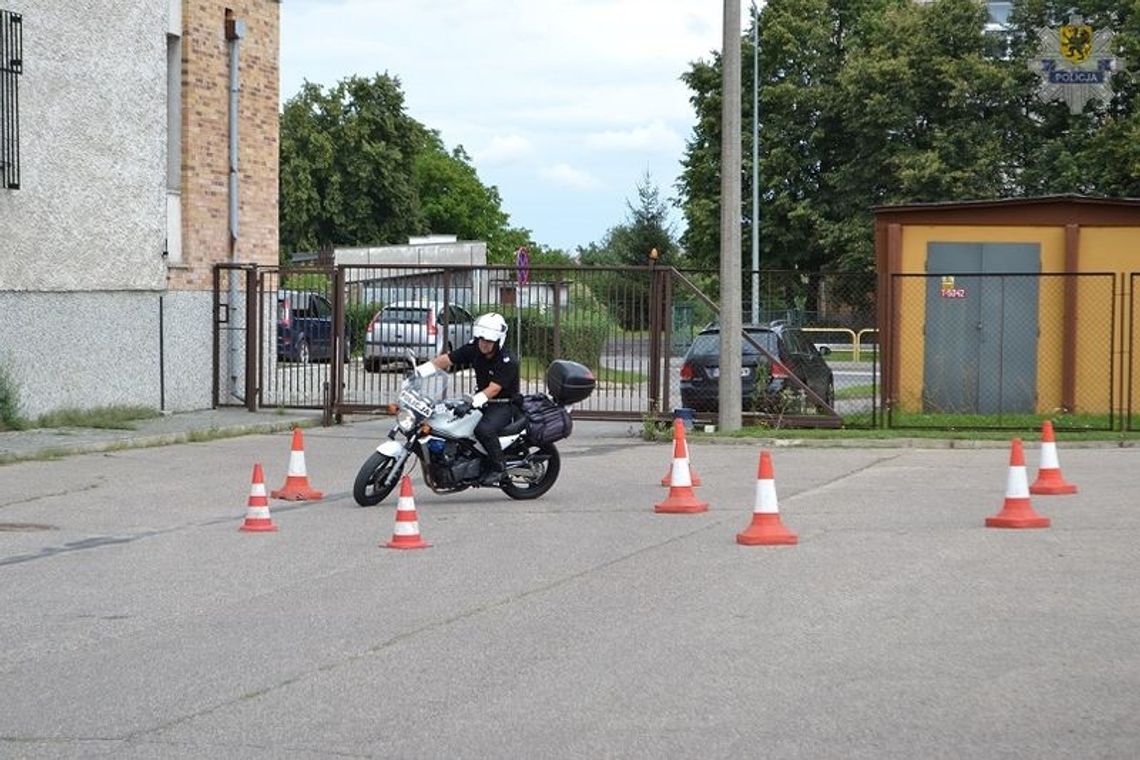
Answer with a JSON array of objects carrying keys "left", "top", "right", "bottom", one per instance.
[
  {"left": 719, "top": 0, "right": 743, "bottom": 432},
  {"left": 751, "top": 1, "right": 760, "bottom": 325}
]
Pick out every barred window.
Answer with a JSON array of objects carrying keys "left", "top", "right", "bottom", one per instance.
[{"left": 1, "top": 9, "right": 22, "bottom": 190}]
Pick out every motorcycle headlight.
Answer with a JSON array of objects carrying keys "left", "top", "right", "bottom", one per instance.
[{"left": 396, "top": 408, "right": 417, "bottom": 432}]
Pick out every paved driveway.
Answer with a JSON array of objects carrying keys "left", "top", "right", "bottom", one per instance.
[{"left": 1, "top": 423, "right": 1137, "bottom": 758}]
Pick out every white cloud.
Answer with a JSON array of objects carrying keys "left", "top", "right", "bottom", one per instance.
[
  {"left": 281, "top": 0, "right": 750, "bottom": 249},
  {"left": 538, "top": 163, "right": 602, "bottom": 190},
  {"left": 584, "top": 120, "right": 684, "bottom": 153},
  {"left": 473, "top": 134, "right": 534, "bottom": 165}
]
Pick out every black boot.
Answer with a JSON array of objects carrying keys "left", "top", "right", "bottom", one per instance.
[{"left": 480, "top": 464, "right": 506, "bottom": 487}]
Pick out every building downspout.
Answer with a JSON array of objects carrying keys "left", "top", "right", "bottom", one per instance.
[{"left": 225, "top": 14, "right": 245, "bottom": 401}]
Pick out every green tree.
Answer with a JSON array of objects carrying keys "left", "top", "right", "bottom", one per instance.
[
  {"left": 578, "top": 173, "right": 679, "bottom": 328},
  {"left": 413, "top": 140, "right": 556, "bottom": 264},
  {"left": 1009, "top": 1, "right": 1140, "bottom": 197},
  {"left": 677, "top": 0, "right": 1138, "bottom": 274},
  {"left": 280, "top": 73, "right": 553, "bottom": 265},
  {"left": 579, "top": 172, "right": 679, "bottom": 266},
  {"left": 279, "top": 75, "right": 427, "bottom": 258}
]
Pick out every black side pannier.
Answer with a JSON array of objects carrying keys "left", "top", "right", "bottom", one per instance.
[{"left": 520, "top": 393, "right": 573, "bottom": 445}]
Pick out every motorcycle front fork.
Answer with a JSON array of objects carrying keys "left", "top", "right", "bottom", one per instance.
[{"left": 382, "top": 447, "right": 413, "bottom": 489}]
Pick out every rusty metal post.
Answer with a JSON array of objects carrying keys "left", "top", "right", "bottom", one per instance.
[
  {"left": 212, "top": 265, "right": 221, "bottom": 407},
  {"left": 647, "top": 254, "right": 661, "bottom": 414},
  {"left": 552, "top": 279, "right": 562, "bottom": 360},
  {"left": 243, "top": 265, "right": 258, "bottom": 411},
  {"left": 330, "top": 266, "right": 347, "bottom": 418}
]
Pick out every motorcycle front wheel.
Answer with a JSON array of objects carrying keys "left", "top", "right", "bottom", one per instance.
[
  {"left": 502, "top": 443, "right": 561, "bottom": 500},
  {"left": 353, "top": 451, "right": 402, "bottom": 506}
]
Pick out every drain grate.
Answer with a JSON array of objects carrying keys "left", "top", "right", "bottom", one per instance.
[{"left": 0, "top": 522, "right": 57, "bottom": 532}]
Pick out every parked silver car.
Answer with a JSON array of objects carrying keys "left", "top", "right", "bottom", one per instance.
[{"left": 363, "top": 301, "right": 476, "bottom": 372}]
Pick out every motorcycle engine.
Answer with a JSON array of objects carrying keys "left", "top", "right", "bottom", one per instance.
[{"left": 426, "top": 438, "right": 482, "bottom": 487}]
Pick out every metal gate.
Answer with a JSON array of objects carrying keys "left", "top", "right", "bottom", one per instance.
[{"left": 213, "top": 263, "right": 871, "bottom": 426}]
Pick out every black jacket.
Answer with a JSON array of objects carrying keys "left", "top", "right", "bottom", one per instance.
[{"left": 447, "top": 341, "right": 521, "bottom": 400}]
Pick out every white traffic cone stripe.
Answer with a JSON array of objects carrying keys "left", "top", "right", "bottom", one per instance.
[
  {"left": 1006, "top": 464, "right": 1029, "bottom": 498},
  {"left": 393, "top": 518, "right": 421, "bottom": 536},
  {"left": 1039, "top": 441, "right": 1060, "bottom": 469},
  {"left": 287, "top": 450, "right": 307, "bottom": 476},
  {"left": 670, "top": 457, "right": 691, "bottom": 488},
  {"left": 250, "top": 482, "right": 267, "bottom": 498},
  {"left": 755, "top": 479, "right": 778, "bottom": 514},
  {"left": 246, "top": 505, "right": 271, "bottom": 519}
]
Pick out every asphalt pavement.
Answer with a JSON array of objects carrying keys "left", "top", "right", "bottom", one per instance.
[{"left": 1, "top": 411, "right": 1139, "bottom": 758}]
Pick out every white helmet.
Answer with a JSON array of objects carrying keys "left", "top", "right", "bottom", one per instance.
[{"left": 473, "top": 312, "right": 508, "bottom": 348}]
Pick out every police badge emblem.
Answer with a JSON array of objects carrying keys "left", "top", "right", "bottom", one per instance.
[
  {"left": 1029, "top": 17, "right": 1121, "bottom": 113},
  {"left": 1060, "top": 24, "right": 1093, "bottom": 64}
]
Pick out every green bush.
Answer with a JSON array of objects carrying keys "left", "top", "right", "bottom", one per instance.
[
  {"left": 527, "top": 313, "right": 612, "bottom": 369},
  {"left": 345, "top": 301, "right": 381, "bottom": 356},
  {"left": 473, "top": 300, "right": 614, "bottom": 371},
  {"left": 0, "top": 363, "right": 23, "bottom": 431}
]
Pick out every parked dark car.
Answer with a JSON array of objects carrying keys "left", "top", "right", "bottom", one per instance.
[
  {"left": 679, "top": 322, "right": 834, "bottom": 413},
  {"left": 277, "top": 290, "right": 336, "bottom": 363}
]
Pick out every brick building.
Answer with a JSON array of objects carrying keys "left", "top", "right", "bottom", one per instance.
[{"left": 0, "top": 0, "right": 280, "bottom": 418}]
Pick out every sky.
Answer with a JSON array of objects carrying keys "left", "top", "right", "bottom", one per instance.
[{"left": 280, "top": 1, "right": 751, "bottom": 253}]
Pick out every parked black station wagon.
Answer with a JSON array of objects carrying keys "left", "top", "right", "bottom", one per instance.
[{"left": 679, "top": 322, "right": 834, "bottom": 413}]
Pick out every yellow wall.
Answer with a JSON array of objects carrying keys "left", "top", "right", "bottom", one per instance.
[
  {"left": 895, "top": 225, "right": 1128, "bottom": 415},
  {"left": 1082, "top": 229, "right": 1137, "bottom": 417}
]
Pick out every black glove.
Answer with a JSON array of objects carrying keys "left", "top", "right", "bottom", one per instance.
[{"left": 452, "top": 400, "right": 472, "bottom": 417}]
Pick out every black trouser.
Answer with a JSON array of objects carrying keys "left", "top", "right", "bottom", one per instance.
[{"left": 475, "top": 401, "right": 514, "bottom": 471}]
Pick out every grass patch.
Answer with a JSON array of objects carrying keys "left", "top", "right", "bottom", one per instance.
[
  {"left": 694, "top": 421, "right": 1140, "bottom": 443},
  {"left": 888, "top": 411, "right": 1112, "bottom": 432},
  {"left": 824, "top": 350, "right": 878, "bottom": 362},
  {"left": 595, "top": 366, "right": 648, "bottom": 384},
  {"left": 835, "top": 384, "right": 874, "bottom": 400},
  {"left": 29, "top": 405, "right": 162, "bottom": 431},
  {"left": 522, "top": 357, "right": 646, "bottom": 385}
]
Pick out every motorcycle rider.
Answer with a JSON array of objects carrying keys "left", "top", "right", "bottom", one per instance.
[{"left": 415, "top": 312, "right": 520, "bottom": 486}]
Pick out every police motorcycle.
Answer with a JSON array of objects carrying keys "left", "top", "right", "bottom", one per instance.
[{"left": 352, "top": 354, "right": 596, "bottom": 506}]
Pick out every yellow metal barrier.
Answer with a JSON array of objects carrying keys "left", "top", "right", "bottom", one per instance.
[{"left": 803, "top": 327, "right": 878, "bottom": 362}]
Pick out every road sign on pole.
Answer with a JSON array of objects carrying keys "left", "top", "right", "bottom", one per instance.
[
  {"left": 515, "top": 247, "right": 529, "bottom": 355},
  {"left": 516, "top": 246, "right": 530, "bottom": 285}
]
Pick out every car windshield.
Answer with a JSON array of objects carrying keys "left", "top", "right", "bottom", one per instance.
[
  {"left": 690, "top": 330, "right": 777, "bottom": 356},
  {"left": 382, "top": 308, "right": 430, "bottom": 324}
]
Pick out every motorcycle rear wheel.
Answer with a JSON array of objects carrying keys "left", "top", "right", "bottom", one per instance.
[
  {"left": 353, "top": 451, "right": 401, "bottom": 506},
  {"left": 502, "top": 443, "right": 560, "bottom": 500}
]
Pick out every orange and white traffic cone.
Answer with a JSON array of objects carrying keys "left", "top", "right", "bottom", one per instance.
[
  {"left": 1029, "top": 420, "right": 1077, "bottom": 495},
  {"left": 271, "top": 428, "right": 324, "bottom": 501},
  {"left": 384, "top": 476, "right": 431, "bottom": 550},
  {"left": 736, "top": 450, "right": 798, "bottom": 545},
  {"left": 660, "top": 428, "right": 701, "bottom": 487},
  {"left": 986, "top": 438, "right": 1050, "bottom": 529},
  {"left": 239, "top": 463, "right": 278, "bottom": 533},
  {"left": 655, "top": 419, "right": 709, "bottom": 514}
]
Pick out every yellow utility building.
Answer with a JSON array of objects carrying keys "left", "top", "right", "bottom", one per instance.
[{"left": 874, "top": 195, "right": 1140, "bottom": 424}]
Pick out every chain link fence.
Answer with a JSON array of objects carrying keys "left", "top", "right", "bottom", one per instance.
[{"left": 888, "top": 273, "right": 1116, "bottom": 431}]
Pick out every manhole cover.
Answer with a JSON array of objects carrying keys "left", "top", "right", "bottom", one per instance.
[{"left": 0, "top": 523, "right": 57, "bottom": 532}]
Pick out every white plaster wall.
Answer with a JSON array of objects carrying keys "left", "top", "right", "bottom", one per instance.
[
  {"left": 0, "top": 0, "right": 167, "bottom": 291},
  {"left": 0, "top": 292, "right": 161, "bottom": 418},
  {"left": 157, "top": 290, "right": 216, "bottom": 412},
  {"left": 0, "top": 289, "right": 220, "bottom": 418}
]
